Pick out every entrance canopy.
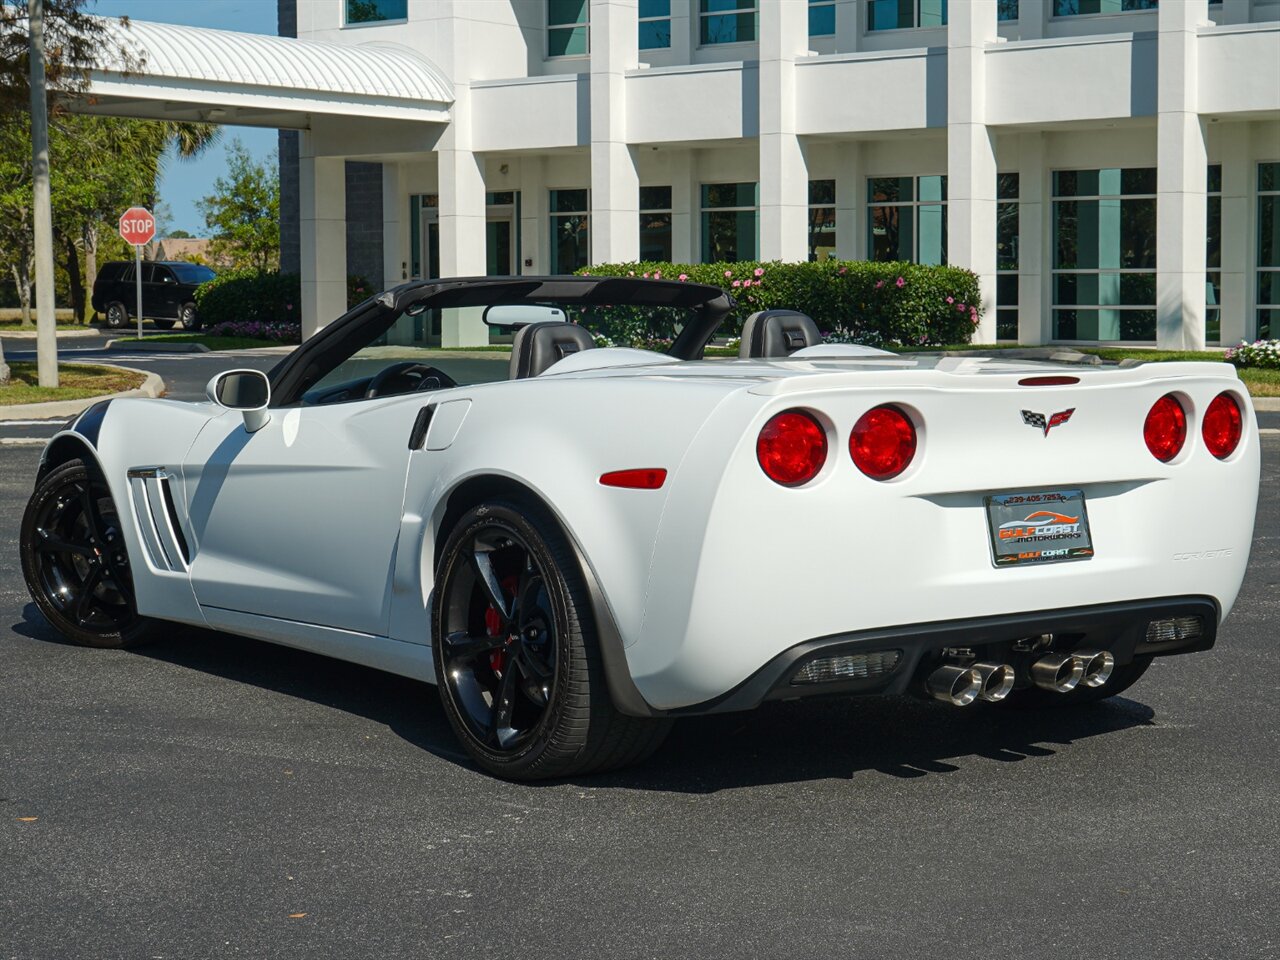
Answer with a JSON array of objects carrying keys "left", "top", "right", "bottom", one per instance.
[{"left": 74, "top": 17, "right": 452, "bottom": 129}]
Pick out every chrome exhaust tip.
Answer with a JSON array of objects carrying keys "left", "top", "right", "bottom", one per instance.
[
  {"left": 1075, "top": 648, "right": 1115, "bottom": 688},
  {"left": 926, "top": 664, "right": 983, "bottom": 707},
  {"left": 1030, "top": 652, "right": 1085, "bottom": 693},
  {"left": 972, "top": 662, "right": 1016, "bottom": 702}
]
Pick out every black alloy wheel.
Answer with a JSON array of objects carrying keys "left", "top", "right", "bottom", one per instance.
[
  {"left": 20, "top": 458, "right": 154, "bottom": 649},
  {"left": 105, "top": 302, "right": 128, "bottom": 329},
  {"left": 433, "top": 500, "right": 670, "bottom": 780},
  {"left": 180, "top": 303, "right": 201, "bottom": 330}
]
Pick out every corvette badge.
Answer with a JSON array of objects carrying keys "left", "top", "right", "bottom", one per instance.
[{"left": 1022, "top": 408, "right": 1075, "bottom": 436}]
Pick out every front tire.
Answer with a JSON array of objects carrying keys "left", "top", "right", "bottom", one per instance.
[
  {"left": 432, "top": 499, "right": 669, "bottom": 780},
  {"left": 104, "top": 302, "right": 128, "bottom": 329},
  {"left": 179, "top": 303, "right": 201, "bottom": 331},
  {"left": 20, "top": 459, "right": 155, "bottom": 649}
]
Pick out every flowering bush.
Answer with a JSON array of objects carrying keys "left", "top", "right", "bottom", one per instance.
[
  {"left": 204, "top": 320, "right": 302, "bottom": 343},
  {"left": 196, "top": 270, "right": 374, "bottom": 330},
  {"left": 579, "top": 260, "right": 982, "bottom": 347},
  {"left": 1226, "top": 339, "right": 1280, "bottom": 369}
]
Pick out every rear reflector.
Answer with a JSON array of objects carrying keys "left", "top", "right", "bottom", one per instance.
[
  {"left": 1202, "top": 392, "right": 1243, "bottom": 460},
  {"left": 1145, "top": 616, "right": 1203, "bottom": 644},
  {"left": 599, "top": 468, "right": 667, "bottom": 489},
  {"left": 791, "top": 650, "right": 901, "bottom": 685},
  {"left": 1019, "top": 376, "right": 1081, "bottom": 386}
]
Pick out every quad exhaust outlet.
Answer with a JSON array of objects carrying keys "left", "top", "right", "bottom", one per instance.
[
  {"left": 926, "top": 649, "right": 1116, "bottom": 705},
  {"left": 926, "top": 664, "right": 983, "bottom": 707},
  {"left": 972, "top": 662, "right": 1016, "bottom": 702},
  {"left": 1030, "top": 652, "right": 1086, "bottom": 693},
  {"left": 1075, "top": 648, "right": 1115, "bottom": 688}
]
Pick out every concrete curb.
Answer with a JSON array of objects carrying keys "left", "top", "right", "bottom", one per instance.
[
  {"left": 105, "top": 338, "right": 209, "bottom": 353},
  {"left": 1, "top": 327, "right": 102, "bottom": 341},
  {"left": 1251, "top": 397, "right": 1280, "bottom": 412},
  {"left": 0, "top": 364, "right": 166, "bottom": 422}
]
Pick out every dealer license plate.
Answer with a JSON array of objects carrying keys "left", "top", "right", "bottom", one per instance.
[{"left": 984, "top": 490, "right": 1094, "bottom": 568}]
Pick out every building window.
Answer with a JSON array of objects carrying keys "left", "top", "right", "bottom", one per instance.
[
  {"left": 999, "top": 1, "right": 1020, "bottom": 19},
  {"left": 1259, "top": 162, "right": 1280, "bottom": 341},
  {"left": 1052, "top": 167, "right": 1157, "bottom": 342},
  {"left": 1207, "top": 164, "right": 1222, "bottom": 345},
  {"left": 700, "top": 0, "right": 757, "bottom": 45},
  {"left": 1052, "top": 0, "right": 1157, "bottom": 15},
  {"left": 550, "top": 189, "right": 590, "bottom": 273},
  {"left": 548, "top": 0, "right": 589, "bottom": 57},
  {"left": 868, "top": 0, "right": 946, "bottom": 31},
  {"left": 809, "top": 0, "right": 836, "bottom": 36},
  {"left": 701, "top": 182, "right": 758, "bottom": 263},
  {"left": 809, "top": 180, "right": 836, "bottom": 262},
  {"left": 867, "top": 176, "right": 946, "bottom": 265},
  {"left": 639, "top": 0, "right": 672, "bottom": 49},
  {"left": 345, "top": 0, "right": 407, "bottom": 25},
  {"left": 997, "top": 173, "right": 1019, "bottom": 342},
  {"left": 640, "top": 186, "right": 673, "bottom": 261}
]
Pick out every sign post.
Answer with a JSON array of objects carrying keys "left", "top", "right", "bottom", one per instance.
[{"left": 117, "top": 207, "right": 156, "bottom": 340}]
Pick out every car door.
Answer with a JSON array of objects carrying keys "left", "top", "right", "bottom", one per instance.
[
  {"left": 151, "top": 265, "right": 182, "bottom": 318},
  {"left": 180, "top": 394, "right": 425, "bottom": 637}
]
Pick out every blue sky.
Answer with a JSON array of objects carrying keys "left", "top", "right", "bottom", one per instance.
[{"left": 92, "top": 0, "right": 281, "bottom": 236}]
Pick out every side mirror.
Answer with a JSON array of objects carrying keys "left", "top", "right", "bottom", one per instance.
[{"left": 206, "top": 369, "right": 272, "bottom": 433}]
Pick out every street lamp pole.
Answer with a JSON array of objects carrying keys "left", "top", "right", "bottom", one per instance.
[{"left": 29, "top": 0, "right": 59, "bottom": 388}]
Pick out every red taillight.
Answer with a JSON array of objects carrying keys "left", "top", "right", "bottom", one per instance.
[
  {"left": 1202, "top": 392, "right": 1243, "bottom": 460},
  {"left": 600, "top": 468, "right": 667, "bottom": 489},
  {"left": 1144, "top": 394, "right": 1187, "bottom": 462},
  {"left": 757, "top": 410, "right": 827, "bottom": 486},
  {"left": 850, "top": 405, "right": 917, "bottom": 480}
]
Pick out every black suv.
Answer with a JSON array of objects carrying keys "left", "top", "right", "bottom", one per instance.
[{"left": 92, "top": 261, "right": 216, "bottom": 330}]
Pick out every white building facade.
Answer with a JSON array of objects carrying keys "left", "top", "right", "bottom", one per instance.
[{"left": 279, "top": 1, "right": 1278, "bottom": 346}]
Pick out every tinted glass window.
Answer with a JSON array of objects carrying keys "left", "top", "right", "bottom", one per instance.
[
  {"left": 169, "top": 263, "right": 216, "bottom": 284},
  {"left": 141, "top": 264, "right": 158, "bottom": 283}
]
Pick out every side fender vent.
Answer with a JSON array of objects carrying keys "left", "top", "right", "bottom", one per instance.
[{"left": 127, "top": 467, "right": 191, "bottom": 572}]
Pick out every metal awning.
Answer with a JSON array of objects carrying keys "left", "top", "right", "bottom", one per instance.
[{"left": 74, "top": 17, "right": 452, "bottom": 129}]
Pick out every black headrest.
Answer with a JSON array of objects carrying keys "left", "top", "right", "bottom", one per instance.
[
  {"left": 739, "top": 310, "right": 822, "bottom": 359},
  {"left": 509, "top": 322, "right": 596, "bottom": 379}
]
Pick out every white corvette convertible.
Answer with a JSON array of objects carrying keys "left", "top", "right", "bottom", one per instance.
[{"left": 21, "top": 276, "right": 1260, "bottom": 779}]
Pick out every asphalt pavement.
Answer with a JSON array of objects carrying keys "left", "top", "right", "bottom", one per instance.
[{"left": 1, "top": 343, "right": 1278, "bottom": 959}]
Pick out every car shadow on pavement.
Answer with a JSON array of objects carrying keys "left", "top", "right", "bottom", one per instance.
[{"left": 14, "top": 605, "right": 1156, "bottom": 792}]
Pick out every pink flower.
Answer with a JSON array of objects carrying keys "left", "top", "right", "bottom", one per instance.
[
  {"left": 945, "top": 296, "right": 954, "bottom": 304},
  {"left": 956, "top": 304, "right": 965, "bottom": 313},
  {"left": 970, "top": 307, "right": 979, "bottom": 320},
  {"left": 628, "top": 270, "right": 635, "bottom": 276},
  {"left": 642, "top": 272, "right": 650, "bottom": 279},
  {"left": 895, "top": 276, "right": 905, "bottom": 288},
  {"left": 286, "top": 304, "right": 294, "bottom": 311},
  {"left": 875, "top": 280, "right": 885, "bottom": 290},
  {"left": 678, "top": 273, "right": 688, "bottom": 281},
  {"left": 753, "top": 267, "right": 764, "bottom": 277},
  {"left": 838, "top": 266, "right": 847, "bottom": 275},
  {"left": 732, "top": 279, "right": 742, "bottom": 288},
  {"left": 583, "top": 271, "right": 591, "bottom": 276},
  {"left": 724, "top": 270, "right": 733, "bottom": 278},
  {"left": 654, "top": 271, "right": 662, "bottom": 279}
]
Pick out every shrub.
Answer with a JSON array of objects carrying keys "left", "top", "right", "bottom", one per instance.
[
  {"left": 1226, "top": 339, "right": 1280, "bottom": 369},
  {"left": 194, "top": 268, "right": 301, "bottom": 327},
  {"left": 579, "top": 260, "right": 982, "bottom": 347},
  {"left": 203, "top": 320, "right": 301, "bottom": 343}
]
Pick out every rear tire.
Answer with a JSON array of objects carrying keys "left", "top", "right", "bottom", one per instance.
[
  {"left": 179, "top": 303, "right": 202, "bottom": 331},
  {"left": 105, "top": 302, "right": 128, "bottom": 329},
  {"left": 432, "top": 498, "right": 670, "bottom": 780},
  {"left": 20, "top": 458, "right": 156, "bottom": 649},
  {"left": 1006, "top": 656, "right": 1153, "bottom": 709}
]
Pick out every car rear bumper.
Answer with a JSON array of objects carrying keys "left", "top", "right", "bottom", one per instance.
[{"left": 659, "top": 595, "right": 1218, "bottom": 716}]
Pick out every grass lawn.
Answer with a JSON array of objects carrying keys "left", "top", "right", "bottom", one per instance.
[
  {"left": 146, "top": 334, "right": 291, "bottom": 351},
  {"left": 0, "top": 362, "right": 146, "bottom": 405}
]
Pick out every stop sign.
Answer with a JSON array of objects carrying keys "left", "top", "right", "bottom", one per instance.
[{"left": 118, "top": 206, "right": 156, "bottom": 246}]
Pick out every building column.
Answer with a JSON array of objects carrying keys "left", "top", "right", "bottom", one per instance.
[
  {"left": 436, "top": 76, "right": 489, "bottom": 346},
  {"left": 758, "top": 0, "right": 810, "bottom": 262},
  {"left": 671, "top": 149, "right": 696, "bottom": 263},
  {"left": 520, "top": 155, "right": 547, "bottom": 274},
  {"left": 836, "top": 141, "right": 862, "bottom": 261},
  {"left": 947, "top": 0, "right": 999, "bottom": 343},
  {"left": 1156, "top": 0, "right": 1209, "bottom": 350},
  {"left": 298, "top": 135, "right": 347, "bottom": 339},
  {"left": 382, "top": 163, "right": 407, "bottom": 289},
  {"left": 1218, "top": 122, "right": 1252, "bottom": 347},
  {"left": 591, "top": 0, "right": 641, "bottom": 265},
  {"left": 1018, "top": 131, "right": 1047, "bottom": 345}
]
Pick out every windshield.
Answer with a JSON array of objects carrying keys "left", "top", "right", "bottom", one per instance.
[{"left": 169, "top": 263, "right": 216, "bottom": 284}]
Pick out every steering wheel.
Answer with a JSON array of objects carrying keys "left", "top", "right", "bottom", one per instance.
[{"left": 364, "top": 362, "right": 458, "bottom": 399}]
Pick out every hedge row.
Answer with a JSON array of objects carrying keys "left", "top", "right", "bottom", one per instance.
[
  {"left": 193, "top": 269, "right": 372, "bottom": 328},
  {"left": 579, "top": 260, "right": 982, "bottom": 347}
]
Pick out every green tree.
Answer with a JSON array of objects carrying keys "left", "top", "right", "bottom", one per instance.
[
  {"left": 197, "top": 139, "right": 280, "bottom": 271},
  {"left": 166, "top": 229, "right": 193, "bottom": 239}
]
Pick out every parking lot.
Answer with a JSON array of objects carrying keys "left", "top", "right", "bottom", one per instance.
[{"left": 2, "top": 346, "right": 1278, "bottom": 959}]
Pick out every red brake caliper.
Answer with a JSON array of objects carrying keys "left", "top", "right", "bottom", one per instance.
[{"left": 486, "top": 575, "right": 520, "bottom": 675}]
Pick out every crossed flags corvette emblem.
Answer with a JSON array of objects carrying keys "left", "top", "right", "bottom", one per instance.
[{"left": 1022, "top": 408, "right": 1075, "bottom": 436}]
